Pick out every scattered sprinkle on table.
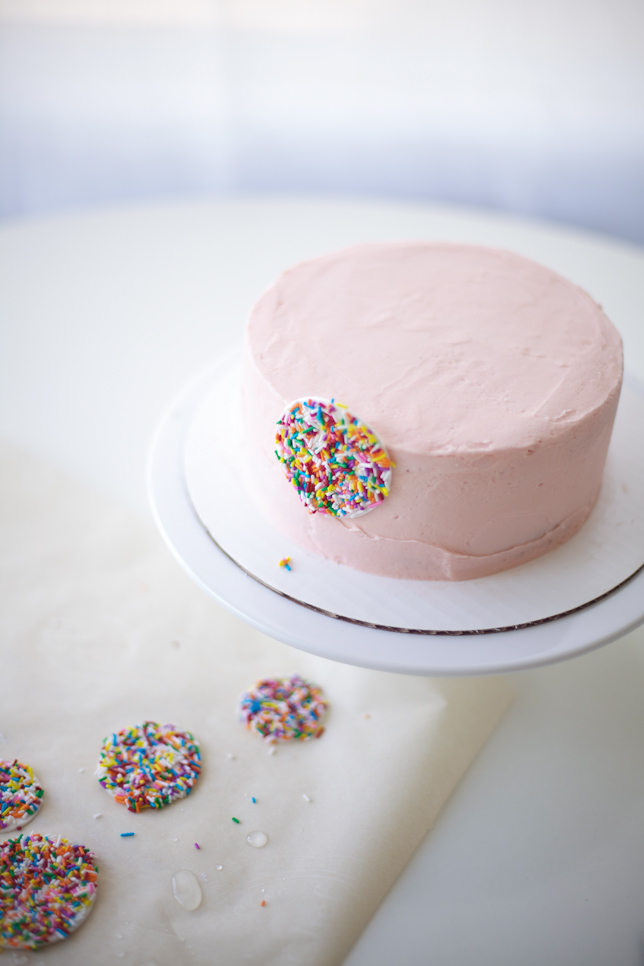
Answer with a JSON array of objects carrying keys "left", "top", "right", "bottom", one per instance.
[
  {"left": 231, "top": 817, "right": 240, "bottom": 824},
  {"left": 275, "top": 397, "right": 393, "bottom": 517},
  {"left": 302, "top": 793, "right": 311, "bottom": 803},
  {"left": 260, "top": 900, "right": 266, "bottom": 907},
  {"left": 278, "top": 557, "right": 292, "bottom": 571},
  {"left": 96, "top": 721, "right": 201, "bottom": 812},
  {"left": 0, "top": 760, "right": 44, "bottom": 832},
  {"left": 251, "top": 796, "right": 256, "bottom": 803},
  {"left": 0, "top": 834, "right": 98, "bottom": 950},
  {"left": 239, "top": 675, "right": 328, "bottom": 743},
  {"left": 194, "top": 843, "right": 200, "bottom": 850},
  {"left": 120, "top": 832, "right": 134, "bottom": 838}
]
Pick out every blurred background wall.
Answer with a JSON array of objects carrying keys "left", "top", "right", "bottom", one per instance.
[{"left": 1, "top": 0, "right": 642, "bottom": 242}]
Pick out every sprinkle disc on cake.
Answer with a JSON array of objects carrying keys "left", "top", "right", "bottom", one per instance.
[
  {"left": 96, "top": 721, "right": 201, "bottom": 812},
  {"left": 275, "top": 398, "right": 392, "bottom": 517},
  {"left": 239, "top": 675, "right": 327, "bottom": 743},
  {"left": 0, "top": 834, "right": 98, "bottom": 949},
  {"left": 0, "top": 760, "right": 44, "bottom": 832}
]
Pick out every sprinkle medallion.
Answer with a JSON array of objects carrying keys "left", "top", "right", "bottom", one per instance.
[
  {"left": 0, "top": 760, "right": 44, "bottom": 832},
  {"left": 0, "top": 834, "right": 98, "bottom": 949},
  {"left": 239, "top": 675, "right": 327, "bottom": 743},
  {"left": 275, "top": 398, "right": 393, "bottom": 517},
  {"left": 96, "top": 721, "right": 201, "bottom": 812}
]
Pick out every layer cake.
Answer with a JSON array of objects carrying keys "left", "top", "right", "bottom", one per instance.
[{"left": 242, "top": 243, "right": 623, "bottom": 580}]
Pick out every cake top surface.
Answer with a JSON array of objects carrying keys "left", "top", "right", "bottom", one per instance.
[{"left": 246, "top": 242, "right": 623, "bottom": 452}]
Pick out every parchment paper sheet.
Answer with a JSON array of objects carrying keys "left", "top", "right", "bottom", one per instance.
[{"left": 0, "top": 442, "right": 511, "bottom": 966}]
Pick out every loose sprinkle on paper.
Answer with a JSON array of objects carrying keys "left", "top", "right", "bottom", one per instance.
[
  {"left": 96, "top": 722, "right": 201, "bottom": 812},
  {"left": 0, "top": 835, "right": 98, "bottom": 950},
  {"left": 278, "top": 557, "right": 292, "bottom": 571},
  {"left": 0, "top": 760, "right": 44, "bottom": 832},
  {"left": 238, "top": 675, "right": 327, "bottom": 743},
  {"left": 275, "top": 398, "right": 393, "bottom": 517}
]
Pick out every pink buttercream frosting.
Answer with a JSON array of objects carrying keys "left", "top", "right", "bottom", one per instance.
[{"left": 242, "top": 242, "right": 623, "bottom": 580}]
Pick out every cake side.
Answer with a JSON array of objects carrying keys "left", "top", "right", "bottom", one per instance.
[{"left": 242, "top": 242, "right": 623, "bottom": 581}]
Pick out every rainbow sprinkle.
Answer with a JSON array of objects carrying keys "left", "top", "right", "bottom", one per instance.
[
  {"left": 0, "top": 834, "right": 98, "bottom": 950},
  {"left": 275, "top": 398, "right": 393, "bottom": 517},
  {"left": 96, "top": 722, "right": 201, "bottom": 812},
  {"left": 0, "top": 760, "right": 44, "bottom": 832},
  {"left": 278, "top": 557, "right": 292, "bottom": 571},
  {"left": 238, "top": 675, "right": 328, "bottom": 743}
]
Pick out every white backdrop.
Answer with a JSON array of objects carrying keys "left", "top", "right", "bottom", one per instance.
[{"left": 1, "top": 0, "right": 643, "bottom": 242}]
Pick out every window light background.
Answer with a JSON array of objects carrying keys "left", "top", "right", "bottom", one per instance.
[{"left": 0, "top": 0, "right": 642, "bottom": 243}]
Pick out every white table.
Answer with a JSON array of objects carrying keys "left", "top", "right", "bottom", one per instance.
[{"left": 2, "top": 197, "right": 644, "bottom": 965}]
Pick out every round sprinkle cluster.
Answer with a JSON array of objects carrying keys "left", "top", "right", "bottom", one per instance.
[
  {"left": 0, "top": 834, "right": 98, "bottom": 950},
  {"left": 238, "top": 675, "right": 327, "bottom": 743},
  {"left": 275, "top": 398, "right": 393, "bottom": 517},
  {"left": 96, "top": 721, "right": 201, "bottom": 812},
  {"left": 0, "top": 760, "right": 44, "bottom": 832}
]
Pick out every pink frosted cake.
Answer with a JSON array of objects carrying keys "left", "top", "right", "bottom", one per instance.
[{"left": 242, "top": 243, "right": 623, "bottom": 580}]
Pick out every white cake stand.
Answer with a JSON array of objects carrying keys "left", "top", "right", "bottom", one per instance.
[{"left": 148, "top": 360, "right": 644, "bottom": 677}]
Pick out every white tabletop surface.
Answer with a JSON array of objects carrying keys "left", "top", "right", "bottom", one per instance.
[{"left": 2, "top": 197, "right": 644, "bottom": 965}]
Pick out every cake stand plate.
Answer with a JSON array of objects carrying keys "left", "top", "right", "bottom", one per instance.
[{"left": 148, "top": 356, "right": 644, "bottom": 676}]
